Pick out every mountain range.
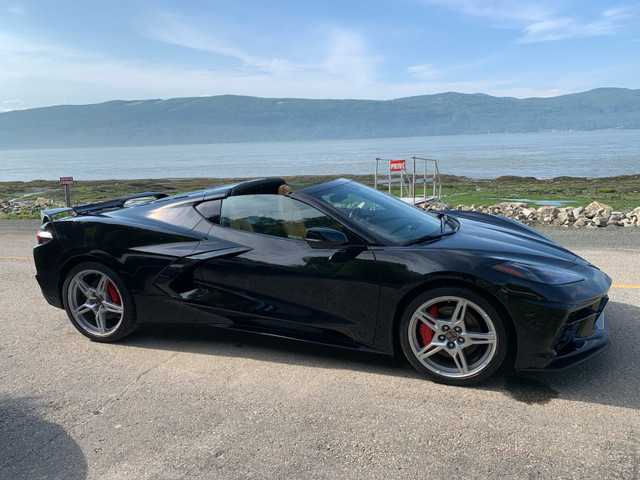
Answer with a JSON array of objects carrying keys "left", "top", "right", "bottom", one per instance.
[{"left": 0, "top": 88, "right": 638, "bottom": 149}]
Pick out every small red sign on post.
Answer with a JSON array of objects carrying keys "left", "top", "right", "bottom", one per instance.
[
  {"left": 389, "top": 160, "right": 406, "bottom": 172},
  {"left": 60, "top": 177, "right": 73, "bottom": 207}
]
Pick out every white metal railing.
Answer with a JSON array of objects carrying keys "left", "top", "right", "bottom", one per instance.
[{"left": 375, "top": 157, "right": 442, "bottom": 205}]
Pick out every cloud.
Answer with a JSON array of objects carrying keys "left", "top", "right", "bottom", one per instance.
[
  {"left": 1, "top": 99, "right": 26, "bottom": 112},
  {"left": 418, "top": 1, "right": 637, "bottom": 42},
  {"left": 143, "top": 13, "right": 384, "bottom": 87},
  {"left": 407, "top": 64, "right": 442, "bottom": 80},
  {"left": 322, "top": 29, "right": 381, "bottom": 84},
  {"left": 520, "top": 6, "right": 636, "bottom": 42},
  {"left": 7, "top": 3, "right": 25, "bottom": 15},
  {"left": 420, "top": 0, "right": 554, "bottom": 24},
  {"left": 0, "top": 10, "right": 633, "bottom": 112},
  {"left": 143, "top": 12, "right": 295, "bottom": 75},
  {"left": 0, "top": 29, "right": 384, "bottom": 108}
]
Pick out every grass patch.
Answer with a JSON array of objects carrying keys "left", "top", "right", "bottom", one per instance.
[
  {"left": 1, "top": 174, "right": 639, "bottom": 219},
  {"left": 2, "top": 211, "right": 40, "bottom": 220}
]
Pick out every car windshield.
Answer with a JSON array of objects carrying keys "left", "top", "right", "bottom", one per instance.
[{"left": 306, "top": 181, "right": 445, "bottom": 245}]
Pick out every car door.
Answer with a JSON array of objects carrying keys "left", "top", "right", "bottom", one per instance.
[{"left": 192, "top": 194, "right": 380, "bottom": 347}]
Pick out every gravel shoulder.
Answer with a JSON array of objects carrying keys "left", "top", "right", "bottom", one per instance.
[{"left": 1, "top": 219, "right": 639, "bottom": 480}]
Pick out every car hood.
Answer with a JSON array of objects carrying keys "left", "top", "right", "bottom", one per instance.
[{"left": 436, "top": 210, "right": 579, "bottom": 265}]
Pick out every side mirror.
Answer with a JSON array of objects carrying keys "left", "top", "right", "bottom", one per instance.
[{"left": 305, "top": 227, "right": 349, "bottom": 249}]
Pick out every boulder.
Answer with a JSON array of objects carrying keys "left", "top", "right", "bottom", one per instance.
[
  {"left": 593, "top": 216, "right": 608, "bottom": 227},
  {"left": 556, "top": 211, "right": 571, "bottom": 225},
  {"left": 573, "top": 218, "right": 586, "bottom": 228},
  {"left": 521, "top": 208, "right": 536, "bottom": 219},
  {"left": 33, "top": 197, "right": 51, "bottom": 208},
  {"left": 537, "top": 205, "right": 559, "bottom": 223},
  {"left": 572, "top": 206, "right": 585, "bottom": 217},
  {"left": 585, "top": 201, "right": 613, "bottom": 218}
]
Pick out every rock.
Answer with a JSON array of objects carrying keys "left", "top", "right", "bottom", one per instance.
[
  {"left": 593, "top": 216, "right": 608, "bottom": 227},
  {"left": 628, "top": 207, "right": 640, "bottom": 220},
  {"left": 33, "top": 197, "right": 51, "bottom": 208},
  {"left": 521, "top": 208, "right": 535, "bottom": 219},
  {"left": 585, "top": 201, "right": 613, "bottom": 218},
  {"left": 572, "top": 206, "right": 585, "bottom": 217},
  {"left": 537, "top": 206, "right": 559, "bottom": 223},
  {"left": 537, "top": 205, "right": 558, "bottom": 216},
  {"left": 557, "top": 211, "right": 571, "bottom": 225},
  {"left": 424, "top": 202, "right": 453, "bottom": 210},
  {"left": 495, "top": 202, "right": 529, "bottom": 214},
  {"left": 573, "top": 218, "right": 586, "bottom": 228}
]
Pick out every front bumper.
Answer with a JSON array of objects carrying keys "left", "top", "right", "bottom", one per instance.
[
  {"left": 510, "top": 292, "right": 612, "bottom": 370},
  {"left": 516, "top": 305, "right": 611, "bottom": 371}
]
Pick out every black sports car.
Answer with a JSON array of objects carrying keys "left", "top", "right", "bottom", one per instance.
[{"left": 34, "top": 178, "right": 612, "bottom": 385}]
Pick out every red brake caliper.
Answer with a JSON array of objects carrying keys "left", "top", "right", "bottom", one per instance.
[
  {"left": 419, "top": 306, "right": 437, "bottom": 346},
  {"left": 106, "top": 281, "right": 121, "bottom": 305}
]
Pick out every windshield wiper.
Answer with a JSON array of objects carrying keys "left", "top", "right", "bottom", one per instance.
[
  {"left": 404, "top": 213, "right": 457, "bottom": 246},
  {"left": 439, "top": 213, "right": 447, "bottom": 233}
]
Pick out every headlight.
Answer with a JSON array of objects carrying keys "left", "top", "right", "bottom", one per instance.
[{"left": 491, "top": 262, "right": 584, "bottom": 285}]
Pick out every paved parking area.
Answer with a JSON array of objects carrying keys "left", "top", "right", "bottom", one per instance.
[{"left": 1, "top": 220, "right": 639, "bottom": 479}]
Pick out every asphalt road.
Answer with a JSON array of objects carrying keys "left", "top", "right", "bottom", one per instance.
[{"left": 1, "top": 220, "right": 639, "bottom": 480}]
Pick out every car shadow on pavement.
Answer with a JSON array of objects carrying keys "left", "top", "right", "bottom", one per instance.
[
  {"left": 122, "top": 300, "right": 638, "bottom": 411},
  {"left": 0, "top": 397, "right": 88, "bottom": 480},
  {"left": 475, "top": 300, "right": 639, "bottom": 409}
]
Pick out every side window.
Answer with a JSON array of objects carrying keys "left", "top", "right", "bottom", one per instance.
[
  {"left": 220, "top": 195, "right": 342, "bottom": 241},
  {"left": 195, "top": 199, "right": 221, "bottom": 224}
]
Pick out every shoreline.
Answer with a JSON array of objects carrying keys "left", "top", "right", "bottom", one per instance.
[
  {"left": 2, "top": 174, "right": 640, "bottom": 227},
  {"left": 3, "top": 172, "right": 640, "bottom": 182}
]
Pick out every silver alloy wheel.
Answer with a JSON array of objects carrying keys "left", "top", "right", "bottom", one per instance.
[
  {"left": 67, "top": 269, "right": 124, "bottom": 337},
  {"left": 407, "top": 295, "right": 498, "bottom": 379}
]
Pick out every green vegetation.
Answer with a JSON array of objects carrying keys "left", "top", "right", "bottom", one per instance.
[
  {"left": 437, "top": 175, "right": 640, "bottom": 211},
  {"left": 1, "top": 211, "right": 39, "bottom": 219},
  {"left": 2, "top": 174, "right": 639, "bottom": 219},
  {"left": 1, "top": 88, "right": 639, "bottom": 149}
]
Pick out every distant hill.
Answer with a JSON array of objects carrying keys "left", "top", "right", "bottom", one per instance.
[{"left": 0, "top": 88, "right": 639, "bottom": 149}]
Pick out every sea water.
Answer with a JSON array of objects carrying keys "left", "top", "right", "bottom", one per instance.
[{"left": 1, "top": 129, "right": 638, "bottom": 182}]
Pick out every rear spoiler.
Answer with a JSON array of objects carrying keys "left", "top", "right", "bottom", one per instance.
[
  {"left": 40, "top": 208, "right": 74, "bottom": 224},
  {"left": 40, "top": 191, "right": 169, "bottom": 223}
]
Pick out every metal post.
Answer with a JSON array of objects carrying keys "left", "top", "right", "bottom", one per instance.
[
  {"left": 64, "top": 185, "right": 71, "bottom": 207},
  {"left": 374, "top": 158, "right": 378, "bottom": 192},
  {"left": 412, "top": 157, "right": 416, "bottom": 204}
]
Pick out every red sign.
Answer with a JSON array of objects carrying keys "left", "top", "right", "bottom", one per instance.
[
  {"left": 389, "top": 160, "right": 406, "bottom": 172},
  {"left": 60, "top": 176, "right": 74, "bottom": 186}
]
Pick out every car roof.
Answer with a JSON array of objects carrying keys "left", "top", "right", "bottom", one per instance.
[{"left": 147, "top": 177, "right": 289, "bottom": 204}]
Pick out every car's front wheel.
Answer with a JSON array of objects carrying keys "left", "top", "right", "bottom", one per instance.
[
  {"left": 62, "top": 262, "right": 137, "bottom": 342},
  {"left": 399, "top": 287, "right": 508, "bottom": 386}
]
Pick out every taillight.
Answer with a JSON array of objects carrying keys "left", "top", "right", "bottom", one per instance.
[{"left": 36, "top": 228, "right": 54, "bottom": 245}]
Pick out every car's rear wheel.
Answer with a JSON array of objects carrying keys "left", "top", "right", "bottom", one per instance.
[
  {"left": 399, "top": 287, "right": 507, "bottom": 386},
  {"left": 62, "top": 262, "right": 137, "bottom": 342}
]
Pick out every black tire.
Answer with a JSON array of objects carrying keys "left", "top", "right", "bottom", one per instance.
[
  {"left": 62, "top": 262, "right": 137, "bottom": 342},
  {"left": 399, "top": 287, "right": 508, "bottom": 386}
]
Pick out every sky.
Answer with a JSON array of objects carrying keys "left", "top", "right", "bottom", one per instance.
[{"left": 1, "top": 0, "right": 639, "bottom": 111}]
